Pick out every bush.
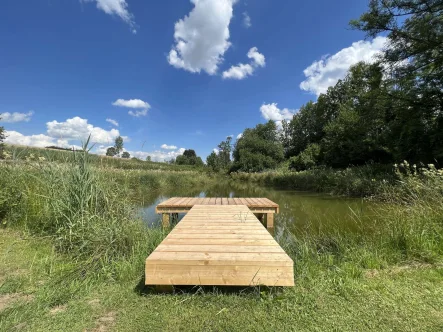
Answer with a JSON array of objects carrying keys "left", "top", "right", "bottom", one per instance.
[{"left": 289, "top": 143, "right": 321, "bottom": 171}]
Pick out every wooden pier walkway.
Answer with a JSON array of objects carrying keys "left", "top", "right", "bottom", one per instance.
[{"left": 145, "top": 199, "right": 294, "bottom": 287}]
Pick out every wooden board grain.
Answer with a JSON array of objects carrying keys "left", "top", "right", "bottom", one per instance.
[{"left": 145, "top": 204, "right": 293, "bottom": 287}]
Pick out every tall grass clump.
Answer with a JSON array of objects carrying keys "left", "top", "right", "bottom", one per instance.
[{"left": 0, "top": 140, "right": 164, "bottom": 279}]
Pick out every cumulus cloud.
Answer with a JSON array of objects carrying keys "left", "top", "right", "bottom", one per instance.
[
  {"left": 236, "top": 133, "right": 243, "bottom": 139},
  {"left": 222, "top": 47, "right": 265, "bottom": 80},
  {"left": 47, "top": 117, "right": 121, "bottom": 144},
  {"left": 106, "top": 118, "right": 119, "bottom": 126},
  {"left": 243, "top": 12, "right": 251, "bottom": 28},
  {"left": 213, "top": 148, "right": 219, "bottom": 154},
  {"left": 4, "top": 130, "right": 82, "bottom": 149},
  {"left": 82, "top": 0, "right": 137, "bottom": 33},
  {"left": 112, "top": 98, "right": 150, "bottom": 117},
  {"left": 99, "top": 147, "right": 186, "bottom": 162},
  {"left": 300, "top": 36, "right": 387, "bottom": 96},
  {"left": 128, "top": 109, "right": 148, "bottom": 117},
  {"left": 260, "top": 103, "right": 297, "bottom": 128},
  {"left": 112, "top": 99, "right": 150, "bottom": 109},
  {"left": 167, "top": 0, "right": 237, "bottom": 75},
  {"left": 161, "top": 144, "right": 178, "bottom": 150},
  {"left": 0, "top": 111, "right": 34, "bottom": 123}
]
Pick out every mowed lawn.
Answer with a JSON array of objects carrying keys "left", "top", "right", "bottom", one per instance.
[{"left": 1, "top": 229, "right": 442, "bottom": 332}]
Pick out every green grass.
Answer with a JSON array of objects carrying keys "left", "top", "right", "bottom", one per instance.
[
  {"left": 0, "top": 147, "right": 442, "bottom": 331},
  {"left": 1, "top": 229, "right": 442, "bottom": 331},
  {"left": 3, "top": 144, "right": 202, "bottom": 172}
]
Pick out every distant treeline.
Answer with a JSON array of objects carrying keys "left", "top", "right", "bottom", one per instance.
[{"left": 207, "top": 1, "right": 443, "bottom": 173}]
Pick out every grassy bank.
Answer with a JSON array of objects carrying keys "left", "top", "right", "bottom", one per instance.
[
  {"left": 3, "top": 144, "right": 200, "bottom": 172},
  {"left": 1, "top": 149, "right": 442, "bottom": 331},
  {"left": 230, "top": 162, "right": 441, "bottom": 198}
]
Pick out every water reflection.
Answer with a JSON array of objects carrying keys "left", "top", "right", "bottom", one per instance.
[{"left": 136, "top": 181, "right": 383, "bottom": 240}]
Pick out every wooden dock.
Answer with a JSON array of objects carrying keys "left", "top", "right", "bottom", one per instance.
[
  {"left": 156, "top": 197, "right": 279, "bottom": 230},
  {"left": 145, "top": 199, "right": 294, "bottom": 287}
]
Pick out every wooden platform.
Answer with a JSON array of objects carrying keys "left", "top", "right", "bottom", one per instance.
[
  {"left": 156, "top": 197, "right": 279, "bottom": 229},
  {"left": 145, "top": 204, "right": 294, "bottom": 287}
]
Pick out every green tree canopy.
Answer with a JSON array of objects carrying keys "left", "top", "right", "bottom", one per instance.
[
  {"left": 232, "top": 121, "right": 284, "bottom": 172},
  {"left": 106, "top": 147, "right": 117, "bottom": 157},
  {"left": 114, "top": 136, "right": 124, "bottom": 155},
  {"left": 122, "top": 151, "right": 130, "bottom": 159}
]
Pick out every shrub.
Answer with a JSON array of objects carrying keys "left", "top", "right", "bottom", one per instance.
[{"left": 289, "top": 143, "right": 321, "bottom": 171}]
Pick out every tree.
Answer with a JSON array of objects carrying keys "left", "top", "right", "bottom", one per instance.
[
  {"left": 0, "top": 115, "right": 5, "bottom": 159},
  {"left": 351, "top": 0, "right": 443, "bottom": 163},
  {"left": 146, "top": 156, "right": 151, "bottom": 162},
  {"left": 232, "top": 121, "right": 284, "bottom": 172},
  {"left": 106, "top": 147, "right": 117, "bottom": 157},
  {"left": 114, "top": 136, "right": 124, "bottom": 156},
  {"left": 217, "top": 136, "right": 233, "bottom": 169},
  {"left": 122, "top": 151, "right": 130, "bottom": 159},
  {"left": 183, "top": 149, "right": 197, "bottom": 158},
  {"left": 206, "top": 151, "right": 222, "bottom": 172}
]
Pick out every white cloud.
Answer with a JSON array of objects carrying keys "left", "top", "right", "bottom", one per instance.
[
  {"left": 47, "top": 117, "right": 121, "bottom": 144},
  {"left": 300, "top": 36, "right": 387, "bottom": 96},
  {"left": 260, "top": 103, "right": 297, "bottom": 128},
  {"left": 222, "top": 63, "right": 254, "bottom": 80},
  {"left": 112, "top": 98, "right": 150, "bottom": 117},
  {"left": 236, "top": 133, "right": 243, "bottom": 139},
  {"left": 110, "top": 148, "right": 186, "bottom": 162},
  {"left": 167, "top": 0, "right": 237, "bottom": 75},
  {"left": 161, "top": 144, "right": 178, "bottom": 150},
  {"left": 112, "top": 99, "right": 150, "bottom": 109},
  {"left": 0, "top": 111, "right": 34, "bottom": 123},
  {"left": 82, "top": 0, "right": 136, "bottom": 32},
  {"left": 106, "top": 118, "right": 119, "bottom": 126},
  {"left": 128, "top": 109, "right": 148, "bottom": 117},
  {"left": 4, "top": 130, "right": 82, "bottom": 149},
  {"left": 243, "top": 12, "right": 251, "bottom": 28},
  {"left": 222, "top": 47, "right": 265, "bottom": 80},
  {"left": 4, "top": 131, "right": 56, "bottom": 148},
  {"left": 213, "top": 148, "right": 219, "bottom": 155}
]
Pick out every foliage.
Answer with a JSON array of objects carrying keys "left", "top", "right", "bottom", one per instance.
[
  {"left": 106, "top": 146, "right": 117, "bottom": 157},
  {"left": 114, "top": 136, "right": 124, "bottom": 155},
  {"left": 146, "top": 155, "right": 151, "bottom": 162},
  {"left": 0, "top": 115, "right": 4, "bottom": 159},
  {"left": 217, "top": 136, "right": 233, "bottom": 169},
  {"left": 183, "top": 149, "right": 197, "bottom": 158},
  {"left": 122, "top": 151, "right": 130, "bottom": 159},
  {"left": 206, "top": 136, "right": 233, "bottom": 172},
  {"left": 232, "top": 120, "right": 284, "bottom": 172},
  {"left": 350, "top": 0, "right": 443, "bottom": 162},
  {"left": 176, "top": 149, "right": 204, "bottom": 166},
  {"left": 289, "top": 143, "right": 321, "bottom": 171},
  {"left": 206, "top": 151, "right": 222, "bottom": 172}
]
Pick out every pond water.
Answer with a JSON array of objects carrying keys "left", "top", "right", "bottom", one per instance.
[{"left": 136, "top": 181, "right": 384, "bottom": 240}]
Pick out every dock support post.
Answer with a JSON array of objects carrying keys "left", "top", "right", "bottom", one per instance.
[
  {"left": 266, "top": 213, "right": 274, "bottom": 229},
  {"left": 162, "top": 213, "right": 170, "bottom": 228}
]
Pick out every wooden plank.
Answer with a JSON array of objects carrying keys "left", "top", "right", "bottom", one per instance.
[
  {"left": 155, "top": 245, "right": 285, "bottom": 253},
  {"left": 147, "top": 251, "right": 292, "bottom": 264},
  {"left": 161, "top": 239, "right": 278, "bottom": 246},
  {"left": 146, "top": 203, "right": 292, "bottom": 287}
]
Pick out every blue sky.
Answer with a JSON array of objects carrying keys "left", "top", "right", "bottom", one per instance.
[{"left": 0, "top": 0, "right": 386, "bottom": 161}]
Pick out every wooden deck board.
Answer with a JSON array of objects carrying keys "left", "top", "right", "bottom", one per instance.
[
  {"left": 156, "top": 197, "right": 279, "bottom": 214},
  {"left": 146, "top": 204, "right": 293, "bottom": 287}
]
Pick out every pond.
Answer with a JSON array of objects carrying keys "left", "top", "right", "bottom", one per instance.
[{"left": 136, "top": 181, "right": 384, "bottom": 241}]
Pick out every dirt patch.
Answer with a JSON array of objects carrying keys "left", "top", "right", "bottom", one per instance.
[
  {"left": 49, "top": 304, "right": 67, "bottom": 315},
  {"left": 88, "top": 299, "right": 101, "bottom": 307},
  {"left": 92, "top": 311, "right": 117, "bottom": 332},
  {"left": 0, "top": 293, "right": 34, "bottom": 311}
]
